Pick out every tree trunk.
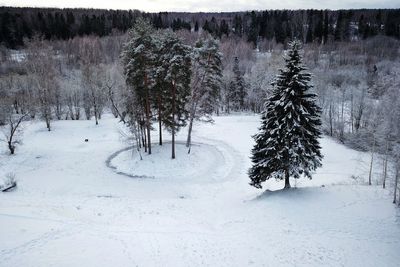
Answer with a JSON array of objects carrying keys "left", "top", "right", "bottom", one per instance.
[
  {"left": 171, "top": 81, "right": 176, "bottom": 159},
  {"left": 329, "top": 103, "right": 333, "bottom": 137},
  {"left": 284, "top": 169, "right": 291, "bottom": 189},
  {"left": 144, "top": 75, "right": 151, "bottom": 155},
  {"left": 158, "top": 94, "right": 162, "bottom": 146},
  {"left": 94, "top": 109, "right": 99, "bottom": 125},
  {"left": 340, "top": 92, "right": 345, "bottom": 141},
  {"left": 146, "top": 99, "right": 151, "bottom": 154},
  {"left": 186, "top": 116, "right": 194, "bottom": 152},
  {"left": 350, "top": 91, "right": 354, "bottom": 133},
  {"left": 186, "top": 101, "right": 197, "bottom": 150},
  {"left": 142, "top": 121, "right": 147, "bottom": 153},
  {"left": 135, "top": 123, "right": 143, "bottom": 161},
  {"left": 383, "top": 139, "right": 389, "bottom": 189},
  {"left": 91, "top": 89, "right": 99, "bottom": 125},
  {"left": 8, "top": 141, "right": 15, "bottom": 155},
  {"left": 45, "top": 116, "right": 51, "bottom": 131},
  {"left": 393, "top": 165, "right": 399, "bottom": 204},
  {"left": 368, "top": 134, "right": 375, "bottom": 185}
]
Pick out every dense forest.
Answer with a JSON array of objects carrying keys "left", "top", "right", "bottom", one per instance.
[{"left": 1, "top": 7, "right": 400, "bottom": 48}]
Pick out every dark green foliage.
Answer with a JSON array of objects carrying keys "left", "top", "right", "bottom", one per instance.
[
  {"left": 162, "top": 33, "right": 192, "bottom": 135},
  {"left": 248, "top": 11, "right": 259, "bottom": 46},
  {"left": 219, "top": 20, "right": 229, "bottom": 37},
  {"left": 0, "top": 7, "right": 399, "bottom": 48},
  {"left": 121, "top": 18, "right": 156, "bottom": 154},
  {"left": 232, "top": 15, "right": 243, "bottom": 37},
  {"left": 121, "top": 21, "right": 192, "bottom": 158},
  {"left": 186, "top": 37, "right": 223, "bottom": 149},
  {"left": 249, "top": 40, "right": 323, "bottom": 189},
  {"left": 385, "top": 10, "right": 400, "bottom": 38},
  {"left": 171, "top": 18, "right": 191, "bottom": 31},
  {"left": 228, "top": 57, "right": 246, "bottom": 111}
]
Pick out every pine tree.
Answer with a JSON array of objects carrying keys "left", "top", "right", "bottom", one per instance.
[
  {"left": 161, "top": 31, "right": 192, "bottom": 159},
  {"left": 121, "top": 18, "right": 156, "bottom": 154},
  {"left": 249, "top": 40, "right": 323, "bottom": 189},
  {"left": 186, "top": 38, "right": 223, "bottom": 150}
]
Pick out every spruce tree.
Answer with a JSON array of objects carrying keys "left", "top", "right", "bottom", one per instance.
[
  {"left": 228, "top": 57, "right": 246, "bottom": 111},
  {"left": 249, "top": 40, "right": 323, "bottom": 189}
]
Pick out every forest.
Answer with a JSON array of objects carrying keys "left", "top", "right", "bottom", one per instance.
[
  {"left": 0, "top": 6, "right": 400, "bottom": 200},
  {"left": 1, "top": 7, "right": 400, "bottom": 48}
]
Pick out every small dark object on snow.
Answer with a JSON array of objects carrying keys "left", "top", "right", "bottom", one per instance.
[
  {"left": 321, "top": 185, "right": 325, "bottom": 187},
  {"left": 2, "top": 182, "right": 17, "bottom": 192},
  {"left": 85, "top": 139, "right": 89, "bottom": 142}
]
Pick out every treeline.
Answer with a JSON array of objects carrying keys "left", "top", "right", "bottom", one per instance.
[{"left": 1, "top": 7, "right": 400, "bottom": 48}]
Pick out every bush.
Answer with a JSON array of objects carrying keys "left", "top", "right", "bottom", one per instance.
[{"left": 0, "top": 172, "right": 17, "bottom": 191}]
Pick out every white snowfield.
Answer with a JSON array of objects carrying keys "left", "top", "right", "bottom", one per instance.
[{"left": 0, "top": 114, "right": 399, "bottom": 267}]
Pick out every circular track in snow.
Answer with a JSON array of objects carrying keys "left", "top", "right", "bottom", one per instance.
[{"left": 106, "top": 141, "right": 228, "bottom": 183}]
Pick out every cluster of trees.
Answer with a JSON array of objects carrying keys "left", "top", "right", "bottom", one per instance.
[
  {"left": 0, "top": 34, "right": 126, "bottom": 153},
  {"left": 0, "top": 14, "right": 399, "bottom": 203},
  {"left": 0, "top": 7, "right": 142, "bottom": 48},
  {"left": 1, "top": 7, "right": 400, "bottom": 49},
  {"left": 120, "top": 19, "right": 222, "bottom": 159}
]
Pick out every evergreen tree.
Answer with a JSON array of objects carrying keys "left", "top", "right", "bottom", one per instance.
[
  {"left": 306, "top": 14, "right": 314, "bottom": 44},
  {"left": 274, "top": 16, "right": 286, "bottom": 44},
  {"left": 334, "top": 11, "right": 344, "bottom": 41},
  {"left": 385, "top": 10, "right": 400, "bottom": 38},
  {"left": 186, "top": 38, "right": 223, "bottom": 150},
  {"left": 203, "top": 20, "right": 211, "bottom": 34},
  {"left": 233, "top": 15, "right": 243, "bottom": 37},
  {"left": 314, "top": 11, "right": 324, "bottom": 43},
  {"left": 323, "top": 11, "right": 329, "bottom": 43},
  {"left": 161, "top": 32, "right": 192, "bottom": 159},
  {"left": 248, "top": 11, "right": 259, "bottom": 46},
  {"left": 219, "top": 20, "right": 229, "bottom": 37},
  {"left": 228, "top": 57, "right": 246, "bottom": 111},
  {"left": 249, "top": 40, "right": 323, "bottom": 189},
  {"left": 152, "top": 31, "right": 168, "bottom": 146},
  {"left": 121, "top": 18, "right": 156, "bottom": 154}
]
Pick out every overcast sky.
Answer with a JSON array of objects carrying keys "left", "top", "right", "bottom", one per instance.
[{"left": 1, "top": 0, "right": 399, "bottom": 12}]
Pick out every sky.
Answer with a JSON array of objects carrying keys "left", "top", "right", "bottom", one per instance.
[{"left": 1, "top": 0, "right": 399, "bottom": 12}]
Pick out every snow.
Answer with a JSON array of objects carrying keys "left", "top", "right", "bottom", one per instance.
[
  {"left": 9, "top": 50, "right": 26, "bottom": 62},
  {"left": 109, "top": 142, "right": 227, "bottom": 183},
  {"left": 0, "top": 114, "right": 399, "bottom": 266}
]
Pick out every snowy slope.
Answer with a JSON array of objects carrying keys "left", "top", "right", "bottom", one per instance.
[{"left": 0, "top": 114, "right": 399, "bottom": 267}]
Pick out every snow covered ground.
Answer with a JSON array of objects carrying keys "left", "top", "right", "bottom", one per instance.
[{"left": 0, "top": 114, "right": 399, "bottom": 267}]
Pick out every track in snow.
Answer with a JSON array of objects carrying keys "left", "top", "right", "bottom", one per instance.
[{"left": 106, "top": 139, "right": 243, "bottom": 184}]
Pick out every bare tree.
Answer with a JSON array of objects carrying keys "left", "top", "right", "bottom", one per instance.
[
  {"left": 82, "top": 65, "right": 107, "bottom": 125},
  {"left": 105, "top": 64, "right": 127, "bottom": 123},
  {"left": 0, "top": 94, "right": 29, "bottom": 155},
  {"left": 1, "top": 112, "right": 28, "bottom": 155},
  {"left": 26, "top": 39, "right": 57, "bottom": 131}
]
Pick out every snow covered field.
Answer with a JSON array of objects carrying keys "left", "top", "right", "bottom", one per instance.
[{"left": 0, "top": 114, "right": 399, "bottom": 267}]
